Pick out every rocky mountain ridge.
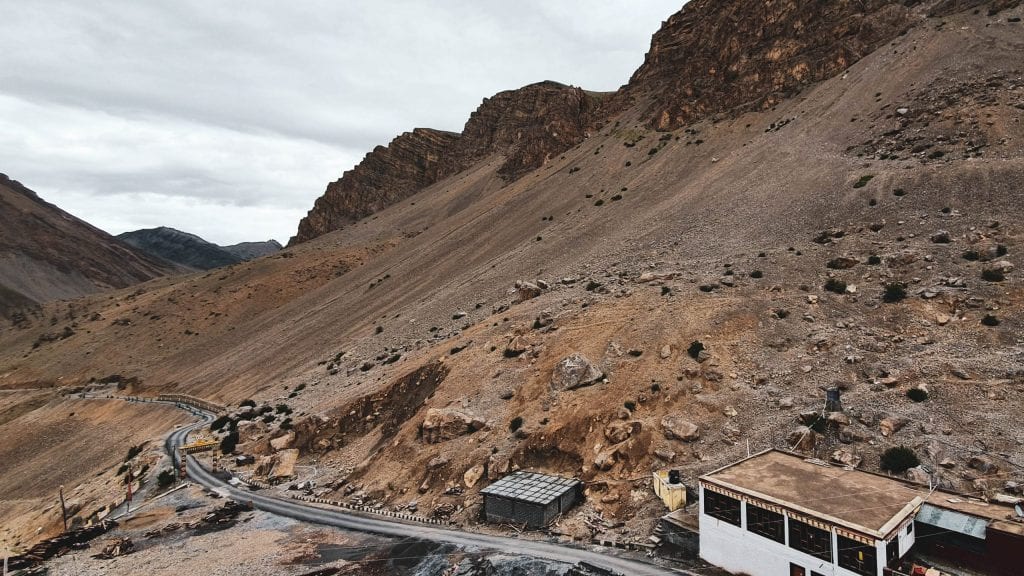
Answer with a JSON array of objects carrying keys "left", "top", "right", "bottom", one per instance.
[
  {"left": 0, "top": 174, "right": 178, "bottom": 318},
  {"left": 290, "top": 0, "right": 1018, "bottom": 245},
  {"left": 117, "top": 227, "right": 281, "bottom": 270},
  {"left": 291, "top": 81, "right": 602, "bottom": 244}
]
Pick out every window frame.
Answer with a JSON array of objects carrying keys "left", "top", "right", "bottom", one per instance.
[
  {"left": 703, "top": 488, "right": 742, "bottom": 526},
  {"left": 838, "top": 534, "right": 879, "bottom": 576},
  {"left": 746, "top": 502, "right": 785, "bottom": 544},
  {"left": 788, "top": 517, "right": 833, "bottom": 563}
]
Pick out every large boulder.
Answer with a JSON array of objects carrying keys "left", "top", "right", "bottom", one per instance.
[
  {"left": 514, "top": 281, "right": 544, "bottom": 303},
  {"left": 787, "top": 427, "right": 819, "bottom": 452},
  {"left": 550, "top": 353, "right": 604, "bottom": 391},
  {"left": 830, "top": 448, "right": 862, "bottom": 468},
  {"left": 463, "top": 464, "right": 485, "bottom": 488},
  {"left": 422, "top": 408, "right": 484, "bottom": 443},
  {"left": 269, "top": 431, "right": 295, "bottom": 452},
  {"left": 661, "top": 415, "right": 700, "bottom": 442},
  {"left": 879, "top": 416, "right": 909, "bottom": 437}
]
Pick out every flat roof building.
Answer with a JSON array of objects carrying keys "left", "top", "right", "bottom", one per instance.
[
  {"left": 699, "top": 450, "right": 922, "bottom": 576},
  {"left": 481, "top": 471, "right": 581, "bottom": 529}
]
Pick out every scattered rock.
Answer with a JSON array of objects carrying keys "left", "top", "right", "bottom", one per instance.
[
  {"left": 830, "top": 448, "right": 862, "bottom": 468},
  {"left": 514, "top": 281, "right": 544, "bottom": 303},
  {"left": 787, "top": 427, "right": 819, "bottom": 452},
  {"left": 661, "top": 415, "right": 700, "bottom": 442},
  {"left": 905, "top": 467, "right": 931, "bottom": 485},
  {"left": 879, "top": 416, "right": 909, "bottom": 437},
  {"left": 654, "top": 448, "right": 676, "bottom": 462},
  {"left": 723, "top": 406, "right": 737, "bottom": 417},
  {"left": 550, "top": 353, "right": 604, "bottom": 391},
  {"left": 427, "top": 456, "right": 450, "bottom": 470},
  {"left": 269, "top": 431, "right": 295, "bottom": 452},
  {"left": 930, "top": 230, "right": 952, "bottom": 244},
  {"left": 660, "top": 344, "right": 672, "bottom": 359},
  {"left": 463, "top": 464, "right": 484, "bottom": 488},
  {"left": 422, "top": 408, "right": 484, "bottom": 443},
  {"left": 604, "top": 420, "right": 640, "bottom": 444},
  {"left": 968, "top": 455, "right": 1000, "bottom": 475}
]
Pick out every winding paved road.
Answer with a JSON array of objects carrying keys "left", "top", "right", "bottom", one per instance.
[{"left": 114, "top": 396, "right": 692, "bottom": 575}]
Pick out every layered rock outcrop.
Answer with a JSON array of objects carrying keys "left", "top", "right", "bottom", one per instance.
[
  {"left": 291, "top": 82, "right": 598, "bottom": 244},
  {"left": 621, "top": 0, "right": 925, "bottom": 130}
]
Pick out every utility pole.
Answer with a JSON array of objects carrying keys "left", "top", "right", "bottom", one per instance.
[{"left": 59, "top": 485, "right": 68, "bottom": 532}]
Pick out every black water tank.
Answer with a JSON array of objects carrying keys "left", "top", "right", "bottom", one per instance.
[{"left": 668, "top": 469, "right": 681, "bottom": 484}]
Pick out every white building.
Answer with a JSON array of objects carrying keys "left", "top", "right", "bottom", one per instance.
[{"left": 699, "top": 450, "right": 922, "bottom": 576}]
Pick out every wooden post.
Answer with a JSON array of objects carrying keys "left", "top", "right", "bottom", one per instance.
[{"left": 59, "top": 485, "right": 68, "bottom": 532}]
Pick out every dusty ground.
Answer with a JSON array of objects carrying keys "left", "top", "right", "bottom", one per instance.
[
  {"left": 0, "top": 394, "right": 190, "bottom": 552},
  {"left": 1, "top": 2, "right": 1023, "bottom": 556}
]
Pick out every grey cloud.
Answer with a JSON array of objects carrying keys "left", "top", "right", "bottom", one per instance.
[{"left": 1, "top": 1, "right": 682, "bottom": 245}]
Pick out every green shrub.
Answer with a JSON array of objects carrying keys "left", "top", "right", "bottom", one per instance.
[
  {"left": 880, "top": 446, "right": 920, "bottom": 473},
  {"left": 867, "top": 255, "right": 882, "bottom": 265},
  {"left": 124, "top": 444, "right": 144, "bottom": 462},
  {"left": 882, "top": 282, "right": 907, "bottom": 303},
  {"left": 210, "top": 414, "right": 232, "bottom": 431},
  {"left": 240, "top": 399, "right": 256, "bottom": 408},
  {"left": 824, "top": 278, "right": 847, "bottom": 294},
  {"left": 219, "top": 430, "right": 239, "bottom": 455},
  {"left": 981, "top": 314, "right": 1000, "bottom": 327},
  {"left": 624, "top": 401, "right": 637, "bottom": 412},
  {"left": 157, "top": 468, "right": 176, "bottom": 489},
  {"left": 750, "top": 270, "right": 764, "bottom": 278},
  {"left": 687, "top": 341, "right": 705, "bottom": 360},
  {"left": 982, "top": 269, "right": 1005, "bottom": 282},
  {"left": 906, "top": 388, "right": 929, "bottom": 402},
  {"left": 853, "top": 175, "right": 875, "bottom": 188},
  {"left": 509, "top": 416, "right": 524, "bottom": 433},
  {"left": 275, "top": 403, "right": 293, "bottom": 415}
]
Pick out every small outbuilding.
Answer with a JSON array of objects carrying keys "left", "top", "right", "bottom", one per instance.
[{"left": 481, "top": 471, "right": 581, "bottom": 528}]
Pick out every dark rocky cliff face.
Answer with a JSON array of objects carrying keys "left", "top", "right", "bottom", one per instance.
[
  {"left": 621, "top": 0, "right": 924, "bottom": 130},
  {"left": 293, "top": 128, "right": 460, "bottom": 245},
  {"left": 291, "top": 82, "right": 599, "bottom": 245}
]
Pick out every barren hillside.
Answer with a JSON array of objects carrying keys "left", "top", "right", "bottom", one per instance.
[{"left": 2, "top": 0, "right": 1023, "bottom": 550}]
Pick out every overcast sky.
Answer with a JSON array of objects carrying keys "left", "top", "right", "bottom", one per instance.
[{"left": 1, "top": 1, "right": 682, "bottom": 245}]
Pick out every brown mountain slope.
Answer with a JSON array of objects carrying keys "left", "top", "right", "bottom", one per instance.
[
  {"left": 0, "top": 174, "right": 180, "bottom": 316},
  {"left": 2, "top": 1, "right": 1024, "bottom": 549}
]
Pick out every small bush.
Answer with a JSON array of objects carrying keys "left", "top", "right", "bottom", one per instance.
[
  {"left": 687, "top": 341, "right": 705, "bottom": 360},
  {"left": 882, "top": 282, "right": 907, "bottom": 303},
  {"left": 219, "top": 430, "right": 239, "bottom": 455},
  {"left": 240, "top": 399, "right": 256, "bottom": 408},
  {"left": 661, "top": 286, "right": 671, "bottom": 296},
  {"left": 981, "top": 314, "right": 1000, "bottom": 327},
  {"left": 893, "top": 188, "right": 906, "bottom": 197},
  {"left": 509, "top": 416, "right": 524, "bottom": 433},
  {"left": 880, "top": 446, "right": 920, "bottom": 474},
  {"left": 124, "top": 444, "right": 144, "bottom": 462},
  {"left": 824, "top": 278, "right": 847, "bottom": 294},
  {"left": 866, "top": 255, "right": 882, "bottom": 265},
  {"left": 157, "top": 468, "right": 176, "bottom": 489},
  {"left": 853, "top": 175, "right": 875, "bottom": 188},
  {"left": 750, "top": 270, "right": 763, "bottom": 278},
  {"left": 624, "top": 401, "right": 636, "bottom": 412},
  {"left": 594, "top": 199, "right": 604, "bottom": 206},
  {"left": 962, "top": 250, "right": 980, "bottom": 261},
  {"left": 610, "top": 194, "right": 623, "bottom": 201},
  {"left": 982, "top": 269, "right": 1005, "bottom": 282},
  {"left": 280, "top": 418, "right": 293, "bottom": 430},
  {"left": 275, "top": 403, "right": 293, "bottom": 415},
  {"left": 210, "top": 415, "right": 232, "bottom": 432},
  {"left": 906, "top": 388, "right": 929, "bottom": 402}
]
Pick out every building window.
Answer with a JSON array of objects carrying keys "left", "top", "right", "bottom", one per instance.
[
  {"left": 838, "top": 535, "right": 878, "bottom": 576},
  {"left": 788, "top": 518, "right": 832, "bottom": 563},
  {"left": 746, "top": 503, "right": 784, "bottom": 543},
  {"left": 704, "top": 489, "right": 741, "bottom": 526},
  {"left": 906, "top": 523, "right": 913, "bottom": 535}
]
